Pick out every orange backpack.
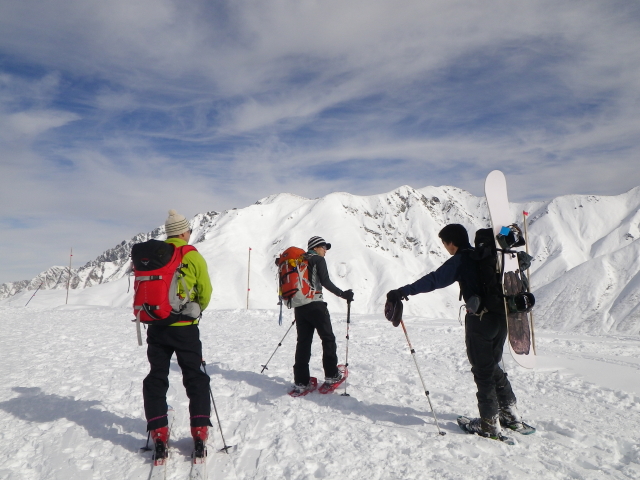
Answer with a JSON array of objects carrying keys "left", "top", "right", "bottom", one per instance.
[{"left": 276, "top": 247, "right": 316, "bottom": 308}]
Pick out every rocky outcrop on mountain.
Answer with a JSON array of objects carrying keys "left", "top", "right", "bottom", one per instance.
[
  {"left": 2, "top": 184, "right": 639, "bottom": 334},
  {"left": 0, "top": 218, "right": 219, "bottom": 300}
]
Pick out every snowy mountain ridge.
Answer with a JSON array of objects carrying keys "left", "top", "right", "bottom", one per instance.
[{"left": 3, "top": 184, "right": 640, "bottom": 334}]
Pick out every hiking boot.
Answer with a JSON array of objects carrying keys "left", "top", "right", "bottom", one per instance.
[
  {"left": 499, "top": 403, "right": 523, "bottom": 430},
  {"left": 324, "top": 371, "right": 343, "bottom": 385},
  {"left": 465, "top": 415, "right": 501, "bottom": 438},
  {"left": 291, "top": 382, "right": 315, "bottom": 394}
]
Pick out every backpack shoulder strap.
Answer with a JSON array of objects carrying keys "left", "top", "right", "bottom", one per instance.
[
  {"left": 174, "top": 245, "right": 198, "bottom": 265},
  {"left": 174, "top": 245, "right": 198, "bottom": 301},
  {"left": 179, "top": 245, "right": 197, "bottom": 256}
]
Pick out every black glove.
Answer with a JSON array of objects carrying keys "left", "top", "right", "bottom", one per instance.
[
  {"left": 386, "top": 289, "right": 407, "bottom": 303},
  {"left": 384, "top": 297, "right": 403, "bottom": 327},
  {"left": 341, "top": 289, "right": 354, "bottom": 303}
]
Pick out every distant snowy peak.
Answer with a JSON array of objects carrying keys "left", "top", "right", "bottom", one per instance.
[
  {"left": 0, "top": 209, "right": 228, "bottom": 301},
  {"left": 255, "top": 192, "right": 310, "bottom": 205},
  {"left": 2, "top": 183, "right": 639, "bottom": 334}
]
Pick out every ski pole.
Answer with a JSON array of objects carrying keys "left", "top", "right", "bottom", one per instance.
[
  {"left": 25, "top": 281, "right": 44, "bottom": 307},
  {"left": 140, "top": 431, "right": 152, "bottom": 452},
  {"left": 522, "top": 210, "right": 537, "bottom": 355},
  {"left": 341, "top": 300, "right": 351, "bottom": 397},
  {"left": 26, "top": 270, "right": 65, "bottom": 307},
  {"left": 260, "top": 319, "right": 296, "bottom": 373},
  {"left": 399, "top": 320, "right": 446, "bottom": 436},
  {"left": 201, "top": 361, "right": 233, "bottom": 454}
]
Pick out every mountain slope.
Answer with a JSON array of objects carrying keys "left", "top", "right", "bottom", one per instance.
[{"left": 2, "top": 184, "right": 639, "bottom": 334}]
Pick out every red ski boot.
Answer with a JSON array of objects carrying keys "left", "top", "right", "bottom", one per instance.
[{"left": 150, "top": 426, "right": 169, "bottom": 465}]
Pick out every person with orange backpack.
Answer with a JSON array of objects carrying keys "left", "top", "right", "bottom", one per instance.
[
  {"left": 289, "top": 236, "right": 353, "bottom": 395},
  {"left": 132, "top": 209, "right": 212, "bottom": 463}
]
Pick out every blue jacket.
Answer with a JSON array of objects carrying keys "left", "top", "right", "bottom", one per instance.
[{"left": 400, "top": 246, "right": 478, "bottom": 302}]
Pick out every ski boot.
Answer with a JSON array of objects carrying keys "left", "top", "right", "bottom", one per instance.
[{"left": 150, "top": 426, "right": 169, "bottom": 463}]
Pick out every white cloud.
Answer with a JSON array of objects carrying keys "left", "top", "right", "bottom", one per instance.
[
  {"left": 1, "top": 0, "right": 640, "bottom": 283},
  {"left": 5, "top": 110, "right": 80, "bottom": 137}
]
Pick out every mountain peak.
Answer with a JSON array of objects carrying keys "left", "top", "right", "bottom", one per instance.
[{"left": 2, "top": 184, "right": 639, "bottom": 334}]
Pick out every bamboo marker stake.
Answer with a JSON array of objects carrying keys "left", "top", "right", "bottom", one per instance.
[
  {"left": 65, "top": 248, "right": 73, "bottom": 305},
  {"left": 246, "top": 247, "right": 252, "bottom": 309}
]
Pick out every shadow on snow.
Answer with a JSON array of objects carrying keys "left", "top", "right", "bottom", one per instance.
[
  {"left": 206, "top": 363, "right": 457, "bottom": 431},
  {"left": 0, "top": 387, "right": 146, "bottom": 451}
]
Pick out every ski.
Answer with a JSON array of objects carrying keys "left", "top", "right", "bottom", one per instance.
[
  {"left": 318, "top": 365, "right": 348, "bottom": 394},
  {"left": 485, "top": 170, "right": 536, "bottom": 369},
  {"left": 148, "top": 407, "right": 175, "bottom": 480},
  {"left": 457, "top": 416, "right": 515, "bottom": 445},
  {"left": 288, "top": 377, "right": 318, "bottom": 397}
]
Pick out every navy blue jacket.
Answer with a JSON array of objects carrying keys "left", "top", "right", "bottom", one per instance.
[{"left": 400, "top": 245, "right": 478, "bottom": 302}]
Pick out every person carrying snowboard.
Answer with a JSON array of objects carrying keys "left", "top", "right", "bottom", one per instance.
[
  {"left": 143, "top": 210, "right": 213, "bottom": 453},
  {"left": 386, "top": 224, "right": 526, "bottom": 440},
  {"left": 291, "top": 236, "right": 354, "bottom": 395}
]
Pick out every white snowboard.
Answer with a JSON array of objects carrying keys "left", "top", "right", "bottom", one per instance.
[{"left": 484, "top": 170, "right": 536, "bottom": 369}]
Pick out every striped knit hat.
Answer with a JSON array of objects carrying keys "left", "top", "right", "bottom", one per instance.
[
  {"left": 165, "top": 209, "right": 190, "bottom": 236},
  {"left": 308, "top": 236, "right": 331, "bottom": 251}
]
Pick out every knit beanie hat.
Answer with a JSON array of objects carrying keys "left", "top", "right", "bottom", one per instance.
[
  {"left": 308, "top": 236, "right": 332, "bottom": 250},
  {"left": 165, "top": 209, "right": 190, "bottom": 236}
]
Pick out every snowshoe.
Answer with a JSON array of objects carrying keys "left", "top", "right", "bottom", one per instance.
[
  {"left": 457, "top": 415, "right": 515, "bottom": 445},
  {"left": 318, "top": 365, "right": 348, "bottom": 394},
  {"left": 499, "top": 404, "right": 536, "bottom": 434},
  {"left": 500, "top": 420, "right": 536, "bottom": 435}
]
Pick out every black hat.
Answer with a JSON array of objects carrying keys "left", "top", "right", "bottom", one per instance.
[{"left": 308, "top": 236, "right": 332, "bottom": 250}]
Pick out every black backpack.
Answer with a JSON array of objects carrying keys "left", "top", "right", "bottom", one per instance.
[
  {"left": 469, "top": 228, "right": 505, "bottom": 314},
  {"left": 465, "top": 228, "right": 535, "bottom": 315}
]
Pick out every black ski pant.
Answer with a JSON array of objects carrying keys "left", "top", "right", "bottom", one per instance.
[
  {"left": 143, "top": 324, "right": 213, "bottom": 431},
  {"left": 465, "top": 312, "right": 517, "bottom": 420},
  {"left": 293, "top": 302, "right": 339, "bottom": 385}
]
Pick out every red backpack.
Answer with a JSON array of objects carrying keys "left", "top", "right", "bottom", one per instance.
[
  {"left": 276, "top": 247, "right": 316, "bottom": 308},
  {"left": 131, "top": 240, "right": 200, "bottom": 344}
]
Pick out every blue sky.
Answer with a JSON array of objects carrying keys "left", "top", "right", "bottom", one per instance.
[{"left": 1, "top": 0, "right": 640, "bottom": 284}]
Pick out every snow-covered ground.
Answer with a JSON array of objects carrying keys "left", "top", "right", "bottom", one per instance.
[{"left": 1, "top": 304, "right": 638, "bottom": 480}]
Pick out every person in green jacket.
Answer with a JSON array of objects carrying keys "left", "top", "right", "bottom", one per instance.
[{"left": 144, "top": 209, "right": 213, "bottom": 457}]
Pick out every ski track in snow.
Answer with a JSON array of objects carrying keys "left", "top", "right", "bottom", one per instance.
[{"left": 1, "top": 306, "right": 639, "bottom": 480}]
